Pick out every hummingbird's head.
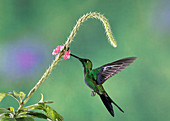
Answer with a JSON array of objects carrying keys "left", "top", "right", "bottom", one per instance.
[
  {"left": 70, "top": 54, "right": 92, "bottom": 71},
  {"left": 80, "top": 58, "right": 92, "bottom": 70}
]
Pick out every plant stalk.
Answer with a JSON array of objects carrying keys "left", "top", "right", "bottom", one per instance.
[{"left": 18, "top": 12, "right": 117, "bottom": 111}]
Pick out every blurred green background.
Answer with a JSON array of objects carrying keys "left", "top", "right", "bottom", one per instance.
[{"left": 0, "top": 0, "right": 169, "bottom": 121}]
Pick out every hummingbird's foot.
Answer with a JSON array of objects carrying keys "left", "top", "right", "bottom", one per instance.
[{"left": 91, "top": 90, "right": 96, "bottom": 96}]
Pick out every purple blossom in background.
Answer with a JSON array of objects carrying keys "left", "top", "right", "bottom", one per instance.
[
  {"left": 0, "top": 37, "right": 51, "bottom": 82},
  {"left": 16, "top": 49, "right": 37, "bottom": 71}
]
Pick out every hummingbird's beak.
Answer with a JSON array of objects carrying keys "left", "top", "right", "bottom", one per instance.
[{"left": 70, "top": 53, "right": 83, "bottom": 61}]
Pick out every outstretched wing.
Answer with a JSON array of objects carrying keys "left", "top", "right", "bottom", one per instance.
[{"left": 93, "top": 57, "right": 137, "bottom": 84}]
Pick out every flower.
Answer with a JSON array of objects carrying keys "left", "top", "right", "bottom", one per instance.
[
  {"left": 0, "top": 38, "right": 48, "bottom": 81},
  {"left": 52, "top": 45, "right": 64, "bottom": 55},
  {"left": 63, "top": 50, "right": 70, "bottom": 60},
  {"left": 52, "top": 45, "right": 70, "bottom": 60}
]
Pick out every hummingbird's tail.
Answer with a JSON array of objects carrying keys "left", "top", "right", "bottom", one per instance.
[{"left": 99, "top": 93, "right": 124, "bottom": 117}]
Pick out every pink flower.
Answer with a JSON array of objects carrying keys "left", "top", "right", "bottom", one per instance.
[
  {"left": 63, "top": 50, "right": 70, "bottom": 60},
  {"left": 52, "top": 45, "right": 64, "bottom": 55},
  {"left": 52, "top": 45, "right": 70, "bottom": 60}
]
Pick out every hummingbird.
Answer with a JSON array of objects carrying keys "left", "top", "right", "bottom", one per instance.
[{"left": 70, "top": 53, "right": 137, "bottom": 117}]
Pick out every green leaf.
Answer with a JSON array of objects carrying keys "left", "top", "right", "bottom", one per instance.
[
  {"left": 22, "top": 104, "right": 42, "bottom": 111},
  {"left": 39, "top": 103, "right": 64, "bottom": 121},
  {"left": 0, "top": 118, "right": 16, "bottom": 121},
  {"left": 39, "top": 94, "right": 53, "bottom": 104},
  {"left": 18, "top": 111, "right": 48, "bottom": 119},
  {"left": 0, "top": 93, "right": 8, "bottom": 102},
  {"left": 39, "top": 93, "right": 44, "bottom": 103},
  {"left": 44, "top": 101, "right": 54, "bottom": 104},
  {"left": 0, "top": 108, "right": 10, "bottom": 114},
  {"left": 23, "top": 103, "right": 63, "bottom": 121},
  {"left": 13, "top": 91, "right": 26, "bottom": 102},
  {"left": 13, "top": 91, "right": 20, "bottom": 97},
  {"left": 0, "top": 110, "right": 12, "bottom": 119},
  {"left": 16, "top": 117, "right": 35, "bottom": 121},
  {"left": 19, "top": 92, "right": 26, "bottom": 101},
  {"left": 0, "top": 114, "right": 5, "bottom": 119},
  {"left": 0, "top": 92, "right": 20, "bottom": 103},
  {"left": 1, "top": 117, "right": 35, "bottom": 121}
]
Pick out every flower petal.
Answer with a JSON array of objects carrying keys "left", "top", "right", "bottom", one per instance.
[
  {"left": 62, "top": 55, "right": 67, "bottom": 60},
  {"left": 59, "top": 45, "right": 64, "bottom": 51},
  {"left": 52, "top": 45, "right": 62, "bottom": 55},
  {"left": 52, "top": 49, "right": 58, "bottom": 55},
  {"left": 55, "top": 46, "right": 61, "bottom": 53},
  {"left": 62, "top": 50, "right": 70, "bottom": 60},
  {"left": 52, "top": 45, "right": 70, "bottom": 60}
]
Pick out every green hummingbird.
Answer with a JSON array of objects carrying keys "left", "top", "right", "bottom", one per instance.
[{"left": 70, "top": 53, "right": 137, "bottom": 117}]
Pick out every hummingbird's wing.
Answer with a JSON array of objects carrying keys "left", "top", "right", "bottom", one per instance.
[{"left": 93, "top": 57, "right": 137, "bottom": 84}]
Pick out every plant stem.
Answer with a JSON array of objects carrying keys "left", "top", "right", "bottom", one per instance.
[
  {"left": 18, "top": 12, "right": 117, "bottom": 111},
  {"left": 65, "top": 12, "right": 117, "bottom": 48},
  {"left": 18, "top": 53, "right": 63, "bottom": 110}
]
